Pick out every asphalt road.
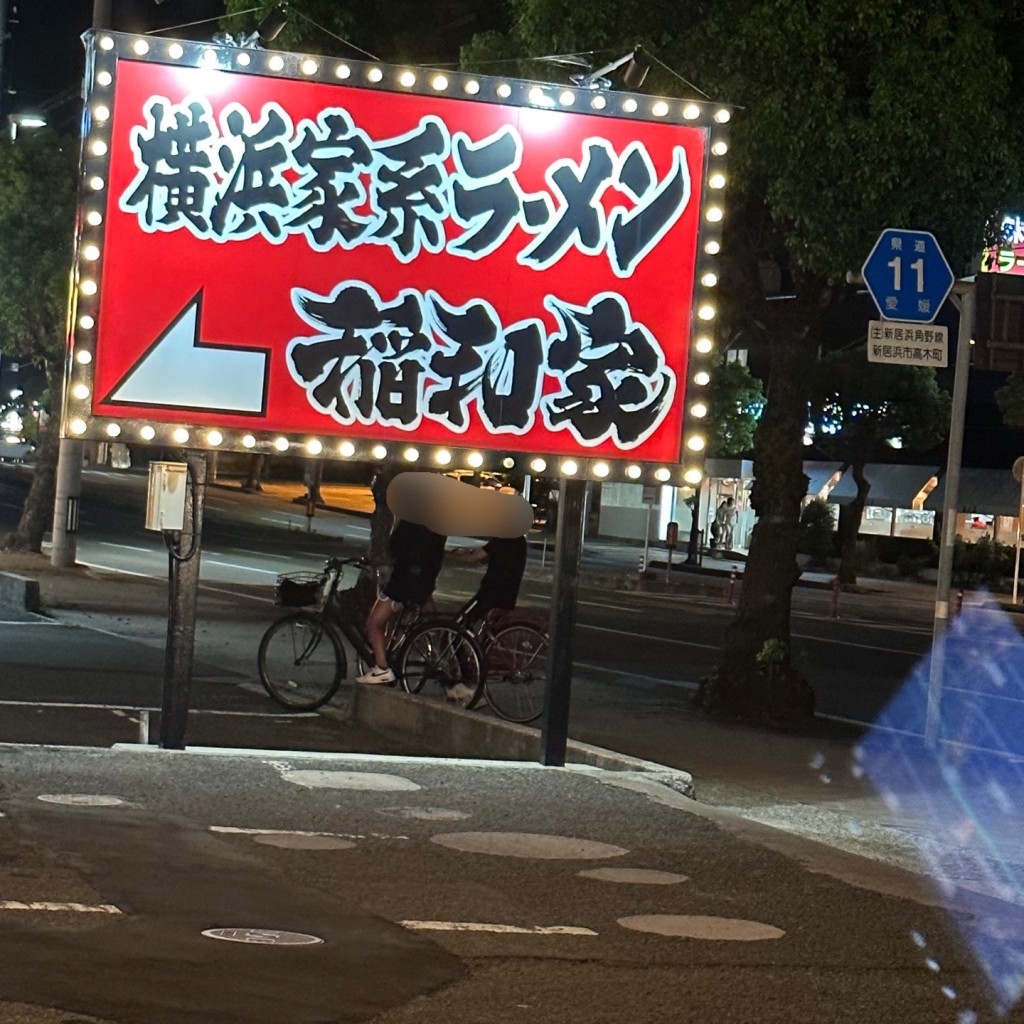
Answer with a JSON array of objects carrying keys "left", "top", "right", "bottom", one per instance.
[
  {"left": 0, "top": 464, "right": 934, "bottom": 729},
  {"left": 0, "top": 744, "right": 1004, "bottom": 1024}
]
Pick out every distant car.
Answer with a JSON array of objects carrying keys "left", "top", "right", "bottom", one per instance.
[{"left": 0, "top": 438, "right": 34, "bottom": 463}]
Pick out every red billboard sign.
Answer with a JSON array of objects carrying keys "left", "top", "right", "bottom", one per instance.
[{"left": 64, "top": 32, "right": 730, "bottom": 483}]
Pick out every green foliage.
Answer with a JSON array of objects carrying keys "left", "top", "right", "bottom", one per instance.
[
  {"left": 0, "top": 131, "right": 78, "bottom": 371},
  {"left": 995, "top": 370, "right": 1024, "bottom": 428},
  {"left": 754, "top": 637, "right": 788, "bottom": 675},
  {"left": 799, "top": 498, "right": 835, "bottom": 565},
  {"left": 807, "top": 349, "right": 952, "bottom": 461},
  {"left": 221, "top": 0, "right": 508, "bottom": 64},
  {"left": 707, "top": 359, "right": 764, "bottom": 457},
  {"left": 953, "top": 535, "right": 1013, "bottom": 589}
]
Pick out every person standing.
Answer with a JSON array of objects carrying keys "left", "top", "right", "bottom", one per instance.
[
  {"left": 356, "top": 519, "right": 446, "bottom": 685},
  {"left": 450, "top": 535, "right": 528, "bottom": 620}
]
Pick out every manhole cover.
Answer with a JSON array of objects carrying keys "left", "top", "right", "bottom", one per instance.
[{"left": 201, "top": 927, "right": 324, "bottom": 945}]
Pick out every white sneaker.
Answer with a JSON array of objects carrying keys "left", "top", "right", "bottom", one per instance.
[
  {"left": 446, "top": 683, "right": 476, "bottom": 704},
  {"left": 356, "top": 665, "right": 395, "bottom": 685}
]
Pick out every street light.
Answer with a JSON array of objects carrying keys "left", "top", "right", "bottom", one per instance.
[{"left": 7, "top": 112, "right": 46, "bottom": 140}]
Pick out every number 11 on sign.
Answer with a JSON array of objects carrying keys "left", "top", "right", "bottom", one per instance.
[{"left": 887, "top": 255, "right": 925, "bottom": 293}]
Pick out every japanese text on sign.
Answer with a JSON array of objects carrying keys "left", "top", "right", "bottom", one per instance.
[
  {"left": 866, "top": 320, "right": 948, "bottom": 367},
  {"left": 120, "top": 97, "right": 691, "bottom": 278}
]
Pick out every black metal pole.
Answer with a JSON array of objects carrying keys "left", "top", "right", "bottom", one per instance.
[
  {"left": 159, "top": 451, "right": 208, "bottom": 749},
  {"left": 540, "top": 477, "right": 587, "bottom": 766},
  {"left": 92, "top": 0, "right": 113, "bottom": 29}
]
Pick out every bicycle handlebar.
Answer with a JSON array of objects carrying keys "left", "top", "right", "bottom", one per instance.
[{"left": 324, "top": 556, "right": 376, "bottom": 572}]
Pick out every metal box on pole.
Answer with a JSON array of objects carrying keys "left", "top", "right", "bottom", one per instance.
[{"left": 145, "top": 462, "right": 187, "bottom": 532}]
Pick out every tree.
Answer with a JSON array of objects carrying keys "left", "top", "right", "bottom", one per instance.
[
  {"left": 996, "top": 370, "right": 1024, "bottom": 428},
  {"left": 707, "top": 358, "right": 764, "bottom": 458},
  {"left": 807, "top": 351, "right": 951, "bottom": 584},
  {"left": 464, "top": 0, "right": 1023, "bottom": 722},
  {"left": 0, "top": 130, "right": 78, "bottom": 552},
  {"left": 221, "top": 0, "right": 508, "bottom": 65}
]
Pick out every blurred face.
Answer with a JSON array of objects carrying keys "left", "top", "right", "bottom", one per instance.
[{"left": 387, "top": 472, "right": 532, "bottom": 537}]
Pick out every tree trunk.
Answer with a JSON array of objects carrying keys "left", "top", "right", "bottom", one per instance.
[
  {"left": 242, "top": 454, "right": 265, "bottom": 493},
  {"left": 694, "top": 332, "right": 817, "bottom": 723},
  {"left": 836, "top": 462, "right": 870, "bottom": 586},
  {"left": 1, "top": 361, "right": 62, "bottom": 553}
]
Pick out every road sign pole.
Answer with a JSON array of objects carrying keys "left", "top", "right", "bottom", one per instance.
[
  {"left": 1015, "top": 467, "right": 1024, "bottom": 604},
  {"left": 540, "top": 477, "right": 586, "bottom": 767},
  {"left": 925, "top": 282, "right": 974, "bottom": 747},
  {"left": 159, "top": 451, "right": 208, "bottom": 750}
]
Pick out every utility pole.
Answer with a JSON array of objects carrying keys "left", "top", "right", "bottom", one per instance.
[
  {"left": 53, "top": 0, "right": 112, "bottom": 567},
  {"left": 0, "top": 0, "right": 9, "bottom": 123},
  {"left": 925, "top": 281, "right": 975, "bottom": 746}
]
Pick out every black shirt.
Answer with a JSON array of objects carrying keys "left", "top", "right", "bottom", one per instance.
[
  {"left": 475, "top": 536, "right": 527, "bottom": 610},
  {"left": 383, "top": 520, "right": 446, "bottom": 604}
]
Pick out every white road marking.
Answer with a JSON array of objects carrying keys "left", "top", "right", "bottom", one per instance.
[
  {"left": 0, "top": 699, "right": 312, "bottom": 718},
  {"left": 0, "top": 900, "right": 122, "bottom": 915},
  {"left": 400, "top": 920, "right": 597, "bottom": 936},
  {"left": 204, "top": 559, "right": 278, "bottom": 575},
  {"left": 579, "top": 600, "right": 644, "bottom": 613},
  {"left": 791, "top": 631, "right": 922, "bottom": 657},
  {"left": 578, "top": 623, "right": 718, "bottom": 650},
  {"left": 99, "top": 542, "right": 152, "bottom": 554},
  {"left": 210, "top": 825, "right": 409, "bottom": 840},
  {"left": 575, "top": 661, "right": 697, "bottom": 689}
]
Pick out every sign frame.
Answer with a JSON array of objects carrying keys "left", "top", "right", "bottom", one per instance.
[{"left": 62, "top": 30, "right": 732, "bottom": 487}]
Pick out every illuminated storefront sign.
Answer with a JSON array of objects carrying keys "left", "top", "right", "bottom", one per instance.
[
  {"left": 980, "top": 212, "right": 1024, "bottom": 275},
  {"left": 64, "top": 32, "right": 730, "bottom": 483}
]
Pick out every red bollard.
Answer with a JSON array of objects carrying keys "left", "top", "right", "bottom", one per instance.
[
  {"left": 831, "top": 577, "right": 841, "bottom": 619},
  {"left": 728, "top": 568, "right": 737, "bottom": 605}
]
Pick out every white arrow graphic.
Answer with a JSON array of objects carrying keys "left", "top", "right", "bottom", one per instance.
[{"left": 106, "top": 293, "right": 268, "bottom": 414}]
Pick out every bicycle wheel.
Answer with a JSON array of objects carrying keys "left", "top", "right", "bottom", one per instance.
[
  {"left": 484, "top": 622, "right": 548, "bottom": 723},
  {"left": 398, "top": 623, "right": 484, "bottom": 708},
  {"left": 258, "top": 613, "right": 346, "bottom": 710}
]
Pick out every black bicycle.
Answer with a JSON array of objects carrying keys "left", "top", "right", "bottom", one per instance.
[{"left": 258, "top": 558, "right": 483, "bottom": 711}]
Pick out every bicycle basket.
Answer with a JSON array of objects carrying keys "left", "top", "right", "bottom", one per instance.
[{"left": 274, "top": 571, "right": 324, "bottom": 607}]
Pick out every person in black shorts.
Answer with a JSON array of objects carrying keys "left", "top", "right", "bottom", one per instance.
[
  {"left": 356, "top": 519, "right": 446, "bottom": 685},
  {"left": 451, "top": 535, "right": 528, "bottom": 622}
]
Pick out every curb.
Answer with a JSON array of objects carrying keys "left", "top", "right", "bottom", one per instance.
[
  {"left": 347, "top": 684, "right": 695, "bottom": 798},
  {"left": 0, "top": 571, "right": 41, "bottom": 613}
]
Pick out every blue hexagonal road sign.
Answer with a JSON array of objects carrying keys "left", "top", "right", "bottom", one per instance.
[{"left": 861, "top": 228, "right": 954, "bottom": 324}]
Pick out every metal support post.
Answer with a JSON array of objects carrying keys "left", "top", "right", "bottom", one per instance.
[
  {"left": 925, "top": 283, "right": 974, "bottom": 747},
  {"left": 158, "top": 451, "right": 208, "bottom": 749},
  {"left": 1014, "top": 465, "right": 1024, "bottom": 604},
  {"left": 51, "top": 438, "right": 83, "bottom": 567},
  {"left": 540, "top": 477, "right": 586, "bottom": 767},
  {"left": 92, "top": 0, "right": 113, "bottom": 29},
  {"left": 642, "top": 505, "right": 651, "bottom": 574}
]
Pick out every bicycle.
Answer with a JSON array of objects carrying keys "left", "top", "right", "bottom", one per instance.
[
  {"left": 476, "top": 608, "right": 549, "bottom": 724},
  {"left": 399, "top": 598, "right": 549, "bottom": 723},
  {"left": 258, "top": 557, "right": 426, "bottom": 711}
]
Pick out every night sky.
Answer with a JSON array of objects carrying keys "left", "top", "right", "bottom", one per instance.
[{"left": 6, "top": 0, "right": 225, "bottom": 122}]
